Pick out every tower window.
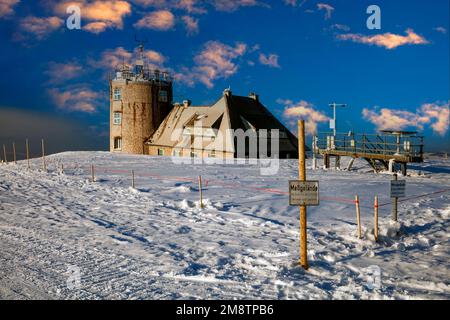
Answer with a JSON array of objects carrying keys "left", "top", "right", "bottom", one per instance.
[
  {"left": 113, "top": 88, "right": 121, "bottom": 101},
  {"left": 159, "top": 90, "right": 168, "bottom": 102},
  {"left": 114, "top": 137, "right": 122, "bottom": 150},
  {"left": 158, "top": 148, "right": 165, "bottom": 156},
  {"left": 113, "top": 112, "right": 122, "bottom": 125}
]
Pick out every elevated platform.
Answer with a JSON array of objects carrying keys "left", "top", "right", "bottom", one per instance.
[{"left": 313, "top": 131, "right": 424, "bottom": 174}]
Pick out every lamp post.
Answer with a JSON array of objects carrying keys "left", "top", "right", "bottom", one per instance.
[{"left": 329, "top": 103, "right": 347, "bottom": 136}]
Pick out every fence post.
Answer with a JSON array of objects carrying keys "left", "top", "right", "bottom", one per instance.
[
  {"left": 355, "top": 195, "right": 362, "bottom": 239},
  {"left": 91, "top": 164, "right": 95, "bottom": 182},
  {"left": 26, "top": 139, "right": 30, "bottom": 169},
  {"left": 391, "top": 173, "right": 398, "bottom": 222},
  {"left": 131, "top": 170, "right": 135, "bottom": 188},
  {"left": 3, "top": 144, "right": 7, "bottom": 164},
  {"left": 374, "top": 196, "right": 379, "bottom": 242},
  {"left": 12, "top": 142, "right": 16, "bottom": 164},
  {"left": 41, "top": 139, "right": 46, "bottom": 172},
  {"left": 198, "top": 175, "right": 204, "bottom": 209}
]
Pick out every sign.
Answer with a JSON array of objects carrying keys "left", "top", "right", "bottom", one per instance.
[
  {"left": 289, "top": 180, "right": 319, "bottom": 206},
  {"left": 329, "top": 119, "right": 335, "bottom": 129},
  {"left": 391, "top": 180, "right": 406, "bottom": 198}
]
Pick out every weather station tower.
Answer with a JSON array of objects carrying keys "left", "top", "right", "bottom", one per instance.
[{"left": 109, "top": 40, "right": 173, "bottom": 154}]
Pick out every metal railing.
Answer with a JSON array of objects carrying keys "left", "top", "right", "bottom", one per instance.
[{"left": 314, "top": 131, "right": 424, "bottom": 160}]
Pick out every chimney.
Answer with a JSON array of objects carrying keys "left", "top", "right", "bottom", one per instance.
[
  {"left": 249, "top": 92, "right": 259, "bottom": 102},
  {"left": 183, "top": 100, "right": 191, "bottom": 107},
  {"left": 223, "top": 88, "right": 232, "bottom": 97}
]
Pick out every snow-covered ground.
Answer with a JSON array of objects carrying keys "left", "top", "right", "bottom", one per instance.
[{"left": 0, "top": 152, "right": 449, "bottom": 300}]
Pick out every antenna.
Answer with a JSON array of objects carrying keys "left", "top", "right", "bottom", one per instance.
[{"left": 134, "top": 34, "right": 148, "bottom": 75}]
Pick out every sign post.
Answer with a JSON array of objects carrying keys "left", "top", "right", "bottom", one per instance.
[
  {"left": 299, "top": 120, "right": 308, "bottom": 269},
  {"left": 390, "top": 174, "right": 406, "bottom": 222}
]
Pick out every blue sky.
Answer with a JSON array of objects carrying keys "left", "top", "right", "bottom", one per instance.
[{"left": 0, "top": 0, "right": 449, "bottom": 152}]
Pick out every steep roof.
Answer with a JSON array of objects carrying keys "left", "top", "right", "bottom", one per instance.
[{"left": 145, "top": 92, "right": 300, "bottom": 154}]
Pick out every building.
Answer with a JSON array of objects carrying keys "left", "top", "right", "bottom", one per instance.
[
  {"left": 109, "top": 44, "right": 173, "bottom": 154},
  {"left": 146, "top": 90, "right": 299, "bottom": 159},
  {"left": 110, "top": 46, "right": 299, "bottom": 159}
]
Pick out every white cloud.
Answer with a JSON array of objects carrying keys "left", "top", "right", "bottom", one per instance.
[
  {"left": 259, "top": 53, "right": 280, "bottom": 68},
  {"left": 279, "top": 99, "right": 329, "bottom": 135},
  {"left": 362, "top": 102, "right": 449, "bottom": 136},
  {"left": 134, "top": 10, "right": 175, "bottom": 30},
  {"left": 317, "top": 3, "right": 334, "bottom": 20},
  {"left": 433, "top": 26, "right": 447, "bottom": 34},
  {"left": 337, "top": 29, "right": 429, "bottom": 50}
]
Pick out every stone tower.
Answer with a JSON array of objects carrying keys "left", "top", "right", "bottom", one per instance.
[{"left": 110, "top": 45, "right": 173, "bottom": 154}]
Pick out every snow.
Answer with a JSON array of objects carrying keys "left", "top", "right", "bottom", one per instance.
[{"left": 0, "top": 151, "right": 449, "bottom": 299}]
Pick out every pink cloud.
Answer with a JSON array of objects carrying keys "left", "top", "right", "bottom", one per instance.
[
  {"left": 259, "top": 53, "right": 280, "bottom": 68},
  {"left": 211, "top": 0, "right": 263, "bottom": 12},
  {"left": 48, "top": 86, "right": 100, "bottom": 113},
  {"left": 18, "top": 16, "right": 63, "bottom": 39},
  {"left": 279, "top": 99, "right": 329, "bottom": 135},
  {"left": 362, "top": 102, "right": 449, "bottom": 136},
  {"left": 182, "top": 15, "right": 199, "bottom": 35},
  {"left": 134, "top": 10, "right": 175, "bottom": 30},
  {"left": 317, "top": 3, "right": 334, "bottom": 20},
  {"left": 337, "top": 29, "right": 429, "bottom": 50},
  {"left": 190, "top": 41, "right": 247, "bottom": 88},
  {"left": 45, "top": 61, "right": 84, "bottom": 83},
  {"left": 0, "top": 0, "right": 19, "bottom": 18},
  {"left": 54, "top": 0, "right": 131, "bottom": 33}
]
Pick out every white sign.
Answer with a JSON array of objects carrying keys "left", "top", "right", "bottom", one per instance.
[
  {"left": 391, "top": 180, "right": 406, "bottom": 198},
  {"left": 289, "top": 181, "right": 319, "bottom": 206},
  {"left": 329, "top": 119, "right": 335, "bottom": 129}
]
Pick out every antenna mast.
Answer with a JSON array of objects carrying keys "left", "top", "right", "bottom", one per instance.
[{"left": 134, "top": 34, "right": 148, "bottom": 75}]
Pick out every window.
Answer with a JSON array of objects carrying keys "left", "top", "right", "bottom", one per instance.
[
  {"left": 113, "top": 88, "right": 121, "bottom": 101},
  {"left": 113, "top": 112, "right": 122, "bottom": 125},
  {"left": 208, "top": 150, "right": 216, "bottom": 158},
  {"left": 159, "top": 90, "right": 168, "bottom": 102},
  {"left": 173, "top": 150, "right": 181, "bottom": 157},
  {"left": 158, "top": 148, "right": 164, "bottom": 156},
  {"left": 114, "top": 137, "right": 122, "bottom": 150},
  {"left": 190, "top": 151, "right": 197, "bottom": 158}
]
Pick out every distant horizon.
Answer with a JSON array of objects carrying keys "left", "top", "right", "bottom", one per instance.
[{"left": 0, "top": 0, "right": 448, "bottom": 154}]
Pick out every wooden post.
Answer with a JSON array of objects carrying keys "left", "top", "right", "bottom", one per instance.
[
  {"left": 198, "top": 175, "right": 204, "bottom": 209},
  {"left": 91, "top": 164, "right": 95, "bottom": 182},
  {"left": 61, "top": 163, "right": 64, "bottom": 174},
  {"left": 12, "top": 142, "right": 16, "bottom": 164},
  {"left": 41, "top": 139, "right": 46, "bottom": 171},
  {"left": 3, "top": 144, "right": 7, "bottom": 164},
  {"left": 355, "top": 195, "right": 362, "bottom": 239},
  {"left": 374, "top": 196, "right": 379, "bottom": 242},
  {"left": 131, "top": 170, "right": 135, "bottom": 188},
  {"left": 391, "top": 174, "right": 398, "bottom": 222},
  {"left": 298, "top": 120, "right": 308, "bottom": 270},
  {"left": 26, "top": 139, "right": 30, "bottom": 169}
]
